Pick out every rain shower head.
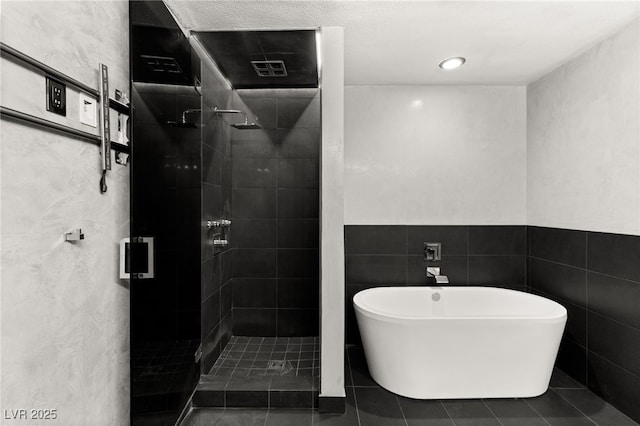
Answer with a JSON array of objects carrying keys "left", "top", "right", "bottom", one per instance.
[
  {"left": 168, "top": 109, "right": 200, "bottom": 128},
  {"left": 231, "top": 122, "right": 262, "bottom": 130},
  {"left": 214, "top": 107, "right": 261, "bottom": 130}
]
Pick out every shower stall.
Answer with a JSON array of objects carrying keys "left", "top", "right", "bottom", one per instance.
[{"left": 130, "top": 2, "right": 321, "bottom": 423}]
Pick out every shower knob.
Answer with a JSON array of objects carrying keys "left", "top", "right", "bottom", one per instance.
[
  {"left": 207, "top": 219, "right": 232, "bottom": 228},
  {"left": 212, "top": 239, "right": 229, "bottom": 247}
]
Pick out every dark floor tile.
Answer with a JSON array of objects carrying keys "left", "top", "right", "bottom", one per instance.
[
  {"left": 225, "top": 375, "right": 273, "bottom": 391},
  {"left": 587, "top": 272, "right": 640, "bottom": 329},
  {"left": 468, "top": 225, "right": 526, "bottom": 255},
  {"left": 181, "top": 408, "right": 225, "bottom": 426},
  {"left": 484, "top": 399, "right": 547, "bottom": 426},
  {"left": 587, "top": 232, "right": 640, "bottom": 282},
  {"left": 528, "top": 226, "right": 586, "bottom": 268},
  {"left": 354, "top": 387, "right": 406, "bottom": 426},
  {"left": 397, "top": 397, "right": 454, "bottom": 426},
  {"left": 588, "top": 311, "right": 640, "bottom": 377},
  {"left": 555, "top": 388, "right": 639, "bottom": 426},
  {"left": 528, "top": 258, "right": 587, "bottom": 306},
  {"left": 314, "top": 387, "right": 358, "bottom": 426},
  {"left": 345, "top": 225, "right": 406, "bottom": 255},
  {"left": 265, "top": 408, "right": 314, "bottom": 426},
  {"left": 525, "top": 390, "right": 594, "bottom": 425},
  {"left": 216, "top": 408, "right": 269, "bottom": 426},
  {"left": 440, "top": 400, "right": 501, "bottom": 426}
]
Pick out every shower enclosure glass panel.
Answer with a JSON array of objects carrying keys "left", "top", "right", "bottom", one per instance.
[{"left": 130, "top": 2, "right": 202, "bottom": 424}]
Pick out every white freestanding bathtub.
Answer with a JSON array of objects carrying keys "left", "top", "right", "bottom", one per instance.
[{"left": 353, "top": 286, "right": 567, "bottom": 399}]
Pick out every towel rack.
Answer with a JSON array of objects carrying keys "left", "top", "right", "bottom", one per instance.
[{"left": 0, "top": 42, "right": 130, "bottom": 193}]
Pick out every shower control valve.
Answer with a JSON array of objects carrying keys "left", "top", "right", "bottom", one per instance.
[{"left": 207, "top": 219, "right": 232, "bottom": 228}]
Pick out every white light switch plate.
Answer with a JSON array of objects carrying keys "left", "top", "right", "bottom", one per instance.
[{"left": 79, "top": 93, "right": 97, "bottom": 127}]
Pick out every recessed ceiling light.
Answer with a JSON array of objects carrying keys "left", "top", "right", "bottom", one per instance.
[{"left": 438, "top": 57, "right": 466, "bottom": 70}]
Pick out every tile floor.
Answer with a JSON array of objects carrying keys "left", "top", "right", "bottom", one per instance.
[
  {"left": 181, "top": 346, "right": 639, "bottom": 426},
  {"left": 210, "top": 336, "right": 320, "bottom": 377}
]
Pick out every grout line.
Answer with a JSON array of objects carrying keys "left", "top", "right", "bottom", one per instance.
[
  {"left": 345, "top": 348, "right": 362, "bottom": 426},
  {"left": 439, "top": 400, "right": 457, "bottom": 426},
  {"left": 481, "top": 399, "right": 504, "bottom": 426},
  {"left": 522, "top": 399, "right": 553, "bottom": 426},
  {"left": 585, "top": 232, "right": 589, "bottom": 388},
  {"left": 551, "top": 389, "right": 599, "bottom": 426},
  {"left": 394, "top": 395, "right": 409, "bottom": 426}
]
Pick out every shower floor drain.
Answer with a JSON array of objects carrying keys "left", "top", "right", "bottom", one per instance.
[{"left": 267, "top": 360, "right": 292, "bottom": 374}]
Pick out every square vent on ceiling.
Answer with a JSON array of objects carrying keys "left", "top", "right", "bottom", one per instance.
[
  {"left": 251, "top": 60, "right": 288, "bottom": 77},
  {"left": 140, "top": 55, "right": 183, "bottom": 74}
]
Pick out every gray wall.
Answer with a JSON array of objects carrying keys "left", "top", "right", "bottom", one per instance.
[{"left": 0, "top": 1, "right": 130, "bottom": 424}]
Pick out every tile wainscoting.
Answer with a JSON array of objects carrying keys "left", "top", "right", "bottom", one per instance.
[
  {"left": 528, "top": 226, "right": 640, "bottom": 423},
  {"left": 344, "top": 225, "right": 527, "bottom": 344},
  {"left": 344, "top": 224, "right": 640, "bottom": 423}
]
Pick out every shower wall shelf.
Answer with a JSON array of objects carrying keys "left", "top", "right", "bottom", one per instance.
[{"left": 0, "top": 42, "right": 131, "bottom": 193}]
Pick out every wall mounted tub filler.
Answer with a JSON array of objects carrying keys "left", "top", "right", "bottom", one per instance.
[
  {"left": 213, "top": 106, "right": 262, "bottom": 129},
  {"left": 426, "top": 266, "right": 449, "bottom": 284},
  {"left": 353, "top": 286, "right": 566, "bottom": 399}
]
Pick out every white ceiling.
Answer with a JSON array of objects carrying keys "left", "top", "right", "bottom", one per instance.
[{"left": 165, "top": 1, "right": 639, "bottom": 85}]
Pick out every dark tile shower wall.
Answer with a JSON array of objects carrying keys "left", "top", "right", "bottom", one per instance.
[
  {"left": 230, "top": 89, "right": 320, "bottom": 337},
  {"left": 528, "top": 226, "right": 640, "bottom": 423},
  {"left": 200, "top": 56, "right": 234, "bottom": 373},
  {"left": 344, "top": 225, "right": 527, "bottom": 344}
]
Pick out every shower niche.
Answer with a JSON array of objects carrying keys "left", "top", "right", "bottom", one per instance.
[{"left": 130, "top": 2, "right": 321, "bottom": 422}]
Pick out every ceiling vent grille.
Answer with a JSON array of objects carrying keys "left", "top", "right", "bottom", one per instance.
[
  {"left": 251, "top": 60, "right": 288, "bottom": 77},
  {"left": 140, "top": 55, "right": 183, "bottom": 74}
]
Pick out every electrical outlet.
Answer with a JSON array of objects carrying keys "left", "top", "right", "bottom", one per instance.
[{"left": 46, "top": 77, "right": 66, "bottom": 116}]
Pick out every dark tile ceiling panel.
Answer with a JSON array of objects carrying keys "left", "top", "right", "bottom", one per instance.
[{"left": 195, "top": 30, "right": 318, "bottom": 89}]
